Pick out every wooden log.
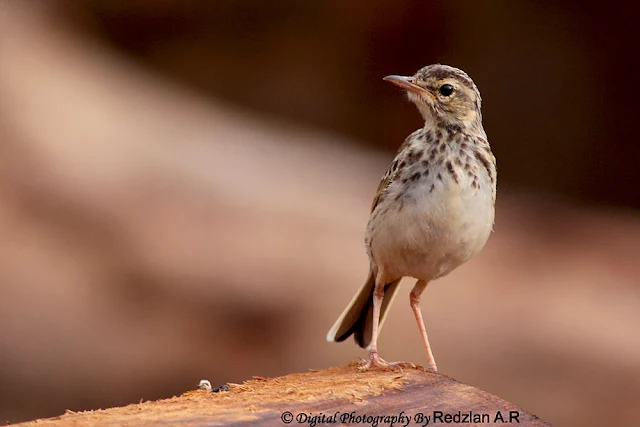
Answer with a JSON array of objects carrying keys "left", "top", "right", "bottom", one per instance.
[{"left": 18, "top": 364, "right": 550, "bottom": 426}]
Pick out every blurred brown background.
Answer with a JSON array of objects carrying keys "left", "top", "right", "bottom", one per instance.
[{"left": 1, "top": 1, "right": 639, "bottom": 426}]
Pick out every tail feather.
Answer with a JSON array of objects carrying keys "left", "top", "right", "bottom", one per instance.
[{"left": 327, "top": 270, "right": 402, "bottom": 348}]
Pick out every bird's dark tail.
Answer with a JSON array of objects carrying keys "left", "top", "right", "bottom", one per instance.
[{"left": 326, "top": 270, "right": 402, "bottom": 348}]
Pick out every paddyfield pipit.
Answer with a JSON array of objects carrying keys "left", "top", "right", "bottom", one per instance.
[{"left": 327, "top": 64, "right": 496, "bottom": 372}]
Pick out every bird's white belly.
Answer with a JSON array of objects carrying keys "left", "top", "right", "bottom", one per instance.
[{"left": 367, "top": 172, "right": 494, "bottom": 281}]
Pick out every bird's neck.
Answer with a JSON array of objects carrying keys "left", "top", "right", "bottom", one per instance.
[
  {"left": 418, "top": 104, "right": 437, "bottom": 127},
  {"left": 421, "top": 115, "right": 485, "bottom": 139}
]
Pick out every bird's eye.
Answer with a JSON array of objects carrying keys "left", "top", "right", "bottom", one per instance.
[{"left": 439, "top": 84, "right": 454, "bottom": 96}]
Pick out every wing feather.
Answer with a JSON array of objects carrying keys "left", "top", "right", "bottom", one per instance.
[{"left": 370, "top": 137, "right": 411, "bottom": 213}]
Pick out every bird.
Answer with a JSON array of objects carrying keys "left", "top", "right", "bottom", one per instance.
[{"left": 326, "top": 64, "right": 496, "bottom": 372}]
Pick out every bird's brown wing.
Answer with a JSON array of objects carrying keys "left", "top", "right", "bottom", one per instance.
[{"left": 370, "top": 137, "right": 411, "bottom": 213}]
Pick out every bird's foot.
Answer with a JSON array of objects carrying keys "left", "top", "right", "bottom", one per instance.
[
  {"left": 358, "top": 353, "right": 415, "bottom": 372},
  {"left": 424, "top": 362, "right": 438, "bottom": 373}
]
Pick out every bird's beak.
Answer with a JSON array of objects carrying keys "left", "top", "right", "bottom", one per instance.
[{"left": 383, "top": 75, "right": 436, "bottom": 99}]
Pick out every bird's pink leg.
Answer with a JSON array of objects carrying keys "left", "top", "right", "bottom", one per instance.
[
  {"left": 410, "top": 279, "right": 437, "bottom": 372},
  {"left": 359, "top": 275, "right": 415, "bottom": 372}
]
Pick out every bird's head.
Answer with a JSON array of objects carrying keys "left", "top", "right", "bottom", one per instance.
[{"left": 384, "top": 64, "right": 483, "bottom": 133}]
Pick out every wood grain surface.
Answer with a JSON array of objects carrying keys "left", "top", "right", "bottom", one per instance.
[{"left": 18, "top": 364, "right": 550, "bottom": 426}]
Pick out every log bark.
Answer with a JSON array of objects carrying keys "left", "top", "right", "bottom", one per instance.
[{"left": 19, "top": 365, "right": 550, "bottom": 426}]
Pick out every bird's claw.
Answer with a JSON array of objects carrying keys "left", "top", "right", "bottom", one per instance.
[{"left": 358, "top": 353, "right": 415, "bottom": 373}]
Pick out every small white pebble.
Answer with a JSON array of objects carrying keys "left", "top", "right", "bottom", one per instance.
[{"left": 198, "top": 380, "right": 212, "bottom": 392}]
